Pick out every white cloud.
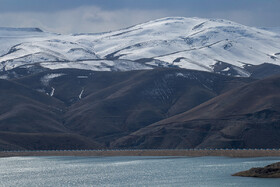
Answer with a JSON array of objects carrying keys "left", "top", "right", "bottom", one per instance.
[
  {"left": 0, "top": 6, "right": 170, "bottom": 34},
  {"left": 208, "top": 10, "right": 255, "bottom": 26},
  {"left": 0, "top": 5, "right": 278, "bottom": 34}
]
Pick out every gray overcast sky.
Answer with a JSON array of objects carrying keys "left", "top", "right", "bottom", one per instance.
[{"left": 0, "top": 0, "right": 279, "bottom": 33}]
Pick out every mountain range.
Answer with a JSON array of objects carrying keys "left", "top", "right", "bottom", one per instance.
[{"left": 1, "top": 17, "right": 280, "bottom": 150}]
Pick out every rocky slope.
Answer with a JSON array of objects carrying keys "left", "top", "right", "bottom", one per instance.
[
  {"left": 233, "top": 162, "right": 280, "bottom": 178},
  {"left": 1, "top": 68, "right": 280, "bottom": 150},
  {"left": 0, "top": 68, "right": 253, "bottom": 150},
  {"left": 0, "top": 78, "right": 102, "bottom": 150},
  {"left": 113, "top": 75, "right": 280, "bottom": 149}
]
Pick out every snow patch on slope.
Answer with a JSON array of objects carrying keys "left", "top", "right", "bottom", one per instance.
[
  {"left": 50, "top": 87, "right": 55, "bottom": 96},
  {"left": 41, "top": 73, "right": 65, "bottom": 86},
  {"left": 0, "top": 75, "right": 8, "bottom": 79},
  {"left": 79, "top": 89, "right": 84, "bottom": 99}
]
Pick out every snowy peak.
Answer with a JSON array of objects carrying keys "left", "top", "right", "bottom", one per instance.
[
  {"left": 1, "top": 17, "right": 280, "bottom": 77},
  {"left": 102, "top": 17, "right": 267, "bottom": 39},
  {"left": 86, "top": 17, "right": 280, "bottom": 74}
]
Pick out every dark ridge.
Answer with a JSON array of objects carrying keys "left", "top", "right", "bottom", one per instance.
[
  {"left": 244, "top": 63, "right": 280, "bottom": 79},
  {"left": 0, "top": 27, "right": 43, "bottom": 32}
]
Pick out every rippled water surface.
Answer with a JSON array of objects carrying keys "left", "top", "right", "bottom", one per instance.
[{"left": 1, "top": 156, "right": 280, "bottom": 186}]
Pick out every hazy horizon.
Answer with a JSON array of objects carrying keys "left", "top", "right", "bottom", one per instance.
[{"left": 0, "top": 0, "right": 280, "bottom": 34}]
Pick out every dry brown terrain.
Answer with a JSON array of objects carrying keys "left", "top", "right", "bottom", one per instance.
[
  {"left": 114, "top": 75, "right": 280, "bottom": 149},
  {"left": 1, "top": 149, "right": 280, "bottom": 158},
  {"left": 2, "top": 69, "right": 280, "bottom": 151},
  {"left": 0, "top": 68, "right": 254, "bottom": 150}
]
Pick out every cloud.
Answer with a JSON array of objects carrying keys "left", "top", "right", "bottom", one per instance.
[
  {"left": 208, "top": 9, "right": 280, "bottom": 27},
  {"left": 0, "top": 6, "right": 170, "bottom": 34},
  {"left": 0, "top": 3, "right": 279, "bottom": 34}
]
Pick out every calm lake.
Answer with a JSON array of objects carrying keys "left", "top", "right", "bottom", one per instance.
[{"left": 1, "top": 156, "right": 280, "bottom": 186}]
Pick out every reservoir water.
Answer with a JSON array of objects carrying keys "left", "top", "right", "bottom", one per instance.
[{"left": 0, "top": 156, "right": 280, "bottom": 186}]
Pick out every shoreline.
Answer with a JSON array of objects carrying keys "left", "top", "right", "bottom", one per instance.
[{"left": 1, "top": 149, "right": 280, "bottom": 158}]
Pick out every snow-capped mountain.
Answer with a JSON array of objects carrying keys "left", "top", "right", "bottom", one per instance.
[
  {"left": 1, "top": 17, "right": 280, "bottom": 77},
  {"left": 2, "top": 18, "right": 280, "bottom": 151}
]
